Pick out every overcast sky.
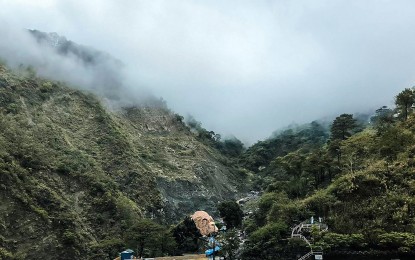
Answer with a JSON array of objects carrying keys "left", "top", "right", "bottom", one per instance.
[{"left": 1, "top": 0, "right": 415, "bottom": 144}]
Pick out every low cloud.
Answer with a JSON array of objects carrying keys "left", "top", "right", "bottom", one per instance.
[
  {"left": 0, "top": 26, "right": 156, "bottom": 108},
  {"left": 1, "top": 0, "right": 415, "bottom": 143}
]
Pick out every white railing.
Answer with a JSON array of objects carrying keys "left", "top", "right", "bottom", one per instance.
[
  {"left": 291, "top": 220, "right": 328, "bottom": 260},
  {"left": 291, "top": 234, "right": 312, "bottom": 249}
]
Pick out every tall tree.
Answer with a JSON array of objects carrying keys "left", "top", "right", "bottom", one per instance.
[
  {"left": 172, "top": 217, "right": 201, "bottom": 253},
  {"left": 330, "top": 114, "right": 357, "bottom": 140},
  {"left": 220, "top": 229, "right": 241, "bottom": 260},
  {"left": 218, "top": 201, "right": 244, "bottom": 229},
  {"left": 126, "top": 219, "right": 163, "bottom": 258},
  {"left": 371, "top": 106, "right": 394, "bottom": 133},
  {"left": 395, "top": 88, "right": 415, "bottom": 121}
]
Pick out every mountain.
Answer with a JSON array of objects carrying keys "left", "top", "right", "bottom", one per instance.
[
  {"left": 28, "top": 30, "right": 121, "bottom": 67},
  {"left": 0, "top": 63, "right": 247, "bottom": 259},
  {"left": 239, "top": 95, "right": 415, "bottom": 259},
  {"left": 4, "top": 29, "right": 412, "bottom": 260}
]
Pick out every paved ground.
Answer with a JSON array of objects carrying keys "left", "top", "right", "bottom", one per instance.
[
  {"left": 114, "top": 254, "right": 208, "bottom": 260},
  {"left": 152, "top": 254, "right": 208, "bottom": 260}
]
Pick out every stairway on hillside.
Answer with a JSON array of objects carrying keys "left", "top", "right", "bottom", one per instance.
[{"left": 291, "top": 220, "right": 327, "bottom": 260}]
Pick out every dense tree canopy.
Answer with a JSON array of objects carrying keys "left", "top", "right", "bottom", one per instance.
[
  {"left": 219, "top": 229, "right": 241, "bottom": 260},
  {"left": 126, "top": 219, "right": 164, "bottom": 258},
  {"left": 172, "top": 217, "right": 201, "bottom": 254},
  {"left": 238, "top": 88, "right": 415, "bottom": 259},
  {"left": 218, "top": 201, "right": 244, "bottom": 229}
]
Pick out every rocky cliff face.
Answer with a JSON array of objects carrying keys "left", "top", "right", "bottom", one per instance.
[{"left": 0, "top": 64, "right": 246, "bottom": 259}]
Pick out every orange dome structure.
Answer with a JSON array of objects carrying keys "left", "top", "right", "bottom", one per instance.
[{"left": 191, "top": 211, "right": 218, "bottom": 236}]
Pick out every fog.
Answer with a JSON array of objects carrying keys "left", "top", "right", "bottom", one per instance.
[{"left": 1, "top": 0, "right": 415, "bottom": 144}]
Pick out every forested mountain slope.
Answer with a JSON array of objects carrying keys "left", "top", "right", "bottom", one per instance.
[
  {"left": 0, "top": 64, "right": 246, "bottom": 259},
  {"left": 240, "top": 91, "right": 415, "bottom": 259}
]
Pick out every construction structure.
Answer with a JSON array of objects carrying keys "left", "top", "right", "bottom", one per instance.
[{"left": 291, "top": 218, "right": 328, "bottom": 260}]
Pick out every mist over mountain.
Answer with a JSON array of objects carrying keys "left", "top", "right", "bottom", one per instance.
[
  {"left": 0, "top": 27, "right": 155, "bottom": 110},
  {"left": 3, "top": 1, "right": 415, "bottom": 143},
  {"left": 2, "top": 1, "right": 415, "bottom": 260}
]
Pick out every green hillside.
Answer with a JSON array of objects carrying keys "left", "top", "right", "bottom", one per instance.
[
  {"left": 240, "top": 91, "right": 415, "bottom": 259},
  {"left": 3, "top": 58, "right": 415, "bottom": 260},
  {"left": 0, "top": 64, "right": 247, "bottom": 259}
]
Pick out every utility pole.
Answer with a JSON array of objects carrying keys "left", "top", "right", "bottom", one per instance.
[
  {"left": 208, "top": 235, "right": 216, "bottom": 260},
  {"left": 212, "top": 237, "right": 215, "bottom": 260}
]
